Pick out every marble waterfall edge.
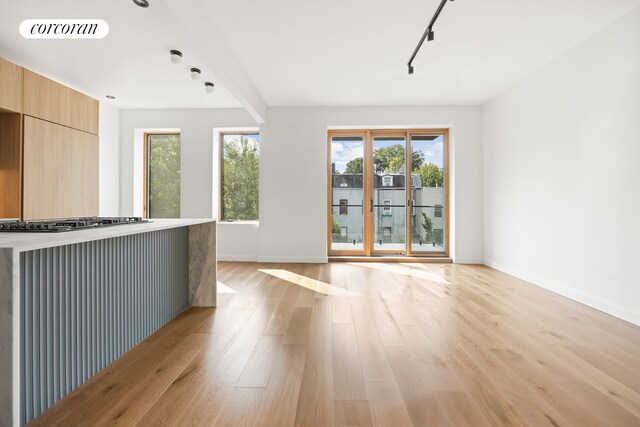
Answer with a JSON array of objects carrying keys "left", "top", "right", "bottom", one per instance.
[{"left": 189, "top": 221, "right": 217, "bottom": 307}]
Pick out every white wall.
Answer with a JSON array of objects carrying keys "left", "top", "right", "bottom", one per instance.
[
  {"left": 328, "top": 106, "right": 484, "bottom": 263},
  {"left": 258, "top": 107, "right": 329, "bottom": 262},
  {"left": 119, "top": 109, "right": 257, "bottom": 218},
  {"left": 483, "top": 6, "right": 640, "bottom": 325},
  {"left": 118, "top": 106, "right": 483, "bottom": 263},
  {"left": 217, "top": 222, "right": 259, "bottom": 261},
  {"left": 257, "top": 106, "right": 484, "bottom": 263},
  {"left": 98, "top": 103, "right": 120, "bottom": 216},
  {"left": 119, "top": 108, "right": 258, "bottom": 260}
]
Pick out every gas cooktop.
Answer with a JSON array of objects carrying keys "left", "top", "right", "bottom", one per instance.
[{"left": 0, "top": 217, "right": 149, "bottom": 232}]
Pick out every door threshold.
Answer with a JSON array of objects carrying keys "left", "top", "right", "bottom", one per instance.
[{"left": 329, "top": 256, "right": 452, "bottom": 263}]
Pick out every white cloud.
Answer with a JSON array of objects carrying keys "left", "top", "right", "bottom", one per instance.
[{"left": 331, "top": 141, "right": 363, "bottom": 173}]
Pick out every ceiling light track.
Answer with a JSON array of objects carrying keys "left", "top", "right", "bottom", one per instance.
[{"left": 407, "top": 0, "right": 455, "bottom": 75}]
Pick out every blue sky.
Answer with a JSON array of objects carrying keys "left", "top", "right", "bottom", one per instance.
[
  {"left": 331, "top": 135, "right": 443, "bottom": 173},
  {"left": 331, "top": 140, "right": 363, "bottom": 173}
]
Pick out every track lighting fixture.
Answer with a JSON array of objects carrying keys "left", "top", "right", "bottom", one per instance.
[
  {"left": 205, "top": 82, "right": 215, "bottom": 93},
  {"left": 170, "top": 50, "right": 182, "bottom": 64},
  {"left": 190, "top": 67, "right": 201, "bottom": 80},
  {"left": 407, "top": 0, "right": 455, "bottom": 74},
  {"left": 132, "top": 0, "right": 149, "bottom": 8}
]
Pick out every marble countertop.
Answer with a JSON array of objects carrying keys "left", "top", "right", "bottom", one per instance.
[{"left": 0, "top": 218, "right": 215, "bottom": 252}]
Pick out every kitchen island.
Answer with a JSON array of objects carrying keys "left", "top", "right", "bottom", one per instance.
[{"left": 0, "top": 219, "right": 216, "bottom": 426}]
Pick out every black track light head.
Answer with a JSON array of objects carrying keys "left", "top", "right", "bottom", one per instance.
[
  {"left": 407, "top": 0, "right": 454, "bottom": 75},
  {"left": 133, "top": 0, "right": 149, "bottom": 8}
]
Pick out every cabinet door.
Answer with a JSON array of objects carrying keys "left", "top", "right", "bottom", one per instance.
[
  {"left": 23, "top": 69, "right": 67, "bottom": 125},
  {"left": 0, "top": 57, "right": 22, "bottom": 112},
  {"left": 70, "top": 124, "right": 99, "bottom": 215},
  {"left": 0, "top": 113, "right": 21, "bottom": 218},
  {"left": 23, "top": 116, "right": 98, "bottom": 220},
  {"left": 67, "top": 88, "right": 99, "bottom": 134}
]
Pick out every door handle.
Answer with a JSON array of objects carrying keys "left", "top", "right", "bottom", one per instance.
[{"left": 370, "top": 199, "right": 373, "bottom": 212}]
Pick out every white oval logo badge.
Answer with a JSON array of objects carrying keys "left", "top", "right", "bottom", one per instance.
[{"left": 20, "top": 19, "right": 109, "bottom": 39}]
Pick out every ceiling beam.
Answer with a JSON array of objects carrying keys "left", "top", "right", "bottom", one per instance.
[{"left": 154, "top": 0, "right": 267, "bottom": 123}]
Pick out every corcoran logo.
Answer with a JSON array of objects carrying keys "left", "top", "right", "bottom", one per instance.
[{"left": 19, "top": 19, "right": 109, "bottom": 39}]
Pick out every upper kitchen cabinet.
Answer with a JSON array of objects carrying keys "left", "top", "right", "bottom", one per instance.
[
  {"left": 67, "top": 87, "right": 99, "bottom": 135},
  {"left": 0, "top": 57, "right": 100, "bottom": 220},
  {"left": 23, "top": 69, "right": 67, "bottom": 125},
  {"left": 0, "top": 57, "right": 22, "bottom": 112},
  {"left": 23, "top": 68, "right": 99, "bottom": 135}
]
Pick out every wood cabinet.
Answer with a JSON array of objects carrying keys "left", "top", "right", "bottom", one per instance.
[
  {"left": 22, "top": 116, "right": 98, "bottom": 220},
  {"left": 0, "top": 57, "right": 99, "bottom": 219},
  {"left": 0, "top": 57, "right": 22, "bottom": 112},
  {"left": 23, "top": 69, "right": 67, "bottom": 125},
  {"left": 67, "top": 87, "right": 99, "bottom": 134},
  {"left": 23, "top": 68, "right": 99, "bottom": 135},
  {"left": 0, "top": 113, "right": 22, "bottom": 218}
]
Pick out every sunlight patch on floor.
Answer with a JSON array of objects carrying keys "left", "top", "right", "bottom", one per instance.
[
  {"left": 349, "top": 262, "right": 450, "bottom": 285},
  {"left": 217, "top": 281, "right": 239, "bottom": 294},
  {"left": 258, "top": 269, "right": 358, "bottom": 296}
]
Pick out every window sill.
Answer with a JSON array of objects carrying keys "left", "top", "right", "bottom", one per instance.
[{"left": 218, "top": 220, "right": 259, "bottom": 225}]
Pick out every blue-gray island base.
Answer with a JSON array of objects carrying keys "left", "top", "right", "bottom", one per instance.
[{"left": 0, "top": 219, "right": 216, "bottom": 426}]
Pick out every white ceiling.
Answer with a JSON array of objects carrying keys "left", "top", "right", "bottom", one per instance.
[
  {"left": 1, "top": 0, "right": 639, "bottom": 110},
  {"left": 0, "top": 0, "right": 242, "bottom": 109},
  {"left": 204, "top": 0, "right": 640, "bottom": 106}
]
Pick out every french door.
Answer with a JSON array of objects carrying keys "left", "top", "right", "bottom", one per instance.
[{"left": 328, "top": 129, "right": 449, "bottom": 257}]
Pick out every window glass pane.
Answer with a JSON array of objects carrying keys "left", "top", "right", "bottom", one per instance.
[
  {"left": 373, "top": 136, "right": 406, "bottom": 252},
  {"left": 147, "top": 134, "right": 180, "bottom": 218},
  {"left": 339, "top": 199, "right": 349, "bottom": 215},
  {"left": 410, "top": 135, "right": 445, "bottom": 252},
  {"left": 222, "top": 133, "right": 260, "bottom": 221},
  {"left": 331, "top": 136, "right": 364, "bottom": 252}
]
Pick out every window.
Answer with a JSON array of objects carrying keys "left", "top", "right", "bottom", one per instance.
[
  {"left": 383, "top": 199, "right": 392, "bottom": 215},
  {"left": 145, "top": 133, "right": 180, "bottom": 219},
  {"left": 383, "top": 227, "right": 392, "bottom": 242},
  {"left": 328, "top": 129, "right": 449, "bottom": 257},
  {"left": 220, "top": 132, "right": 260, "bottom": 221},
  {"left": 339, "top": 199, "right": 348, "bottom": 215},
  {"left": 341, "top": 227, "right": 347, "bottom": 237}
]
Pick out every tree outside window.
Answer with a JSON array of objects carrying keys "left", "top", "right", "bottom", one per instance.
[
  {"left": 147, "top": 134, "right": 181, "bottom": 219},
  {"left": 221, "top": 133, "right": 260, "bottom": 221}
]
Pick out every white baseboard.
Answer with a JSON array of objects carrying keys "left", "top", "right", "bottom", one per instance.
[
  {"left": 483, "top": 258, "right": 640, "bottom": 327},
  {"left": 257, "top": 256, "right": 329, "bottom": 264},
  {"left": 217, "top": 254, "right": 258, "bottom": 262},
  {"left": 453, "top": 258, "right": 483, "bottom": 264}
]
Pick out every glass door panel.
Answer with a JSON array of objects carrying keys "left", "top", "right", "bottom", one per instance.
[
  {"left": 372, "top": 136, "right": 407, "bottom": 254},
  {"left": 409, "top": 134, "right": 446, "bottom": 254},
  {"left": 330, "top": 135, "right": 365, "bottom": 253}
]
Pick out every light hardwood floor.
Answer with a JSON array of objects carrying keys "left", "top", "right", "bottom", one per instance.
[{"left": 31, "top": 262, "right": 640, "bottom": 426}]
